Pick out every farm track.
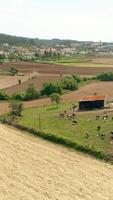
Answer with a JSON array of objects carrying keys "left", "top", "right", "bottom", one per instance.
[
  {"left": 0, "top": 124, "right": 113, "bottom": 200},
  {"left": 1, "top": 61, "right": 113, "bottom": 75}
]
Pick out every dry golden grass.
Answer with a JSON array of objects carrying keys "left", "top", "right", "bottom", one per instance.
[{"left": 0, "top": 124, "right": 113, "bottom": 200}]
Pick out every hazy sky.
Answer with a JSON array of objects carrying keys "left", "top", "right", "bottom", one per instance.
[{"left": 0, "top": 0, "right": 113, "bottom": 41}]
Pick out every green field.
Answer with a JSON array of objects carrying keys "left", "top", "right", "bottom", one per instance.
[
  {"left": 36, "top": 55, "right": 113, "bottom": 67},
  {"left": 18, "top": 102, "right": 113, "bottom": 155}
]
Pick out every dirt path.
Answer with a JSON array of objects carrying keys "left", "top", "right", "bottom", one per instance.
[{"left": 0, "top": 124, "right": 112, "bottom": 200}]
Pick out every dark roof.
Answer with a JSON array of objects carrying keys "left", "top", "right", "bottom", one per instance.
[{"left": 79, "top": 95, "right": 106, "bottom": 102}]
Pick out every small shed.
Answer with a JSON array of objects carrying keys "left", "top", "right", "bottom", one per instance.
[{"left": 79, "top": 95, "right": 106, "bottom": 110}]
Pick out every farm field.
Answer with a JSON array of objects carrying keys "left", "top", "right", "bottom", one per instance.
[
  {"left": 0, "top": 124, "right": 113, "bottom": 200},
  {"left": 1, "top": 59, "right": 113, "bottom": 76},
  {"left": 1, "top": 57, "right": 113, "bottom": 93},
  {"left": 0, "top": 72, "right": 38, "bottom": 90},
  {"left": 5, "top": 74, "right": 61, "bottom": 95},
  {"left": 18, "top": 102, "right": 113, "bottom": 154},
  {"left": 1, "top": 81, "right": 113, "bottom": 115}
]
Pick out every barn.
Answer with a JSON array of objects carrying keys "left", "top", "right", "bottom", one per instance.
[{"left": 79, "top": 95, "right": 106, "bottom": 110}]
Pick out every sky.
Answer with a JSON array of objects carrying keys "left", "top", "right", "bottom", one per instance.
[{"left": 0, "top": 0, "right": 113, "bottom": 42}]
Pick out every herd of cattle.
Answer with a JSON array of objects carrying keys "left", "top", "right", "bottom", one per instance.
[{"left": 59, "top": 111, "right": 113, "bottom": 141}]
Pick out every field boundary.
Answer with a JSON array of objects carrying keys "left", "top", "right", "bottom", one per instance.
[{"left": 1, "top": 119, "right": 113, "bottom": 164}]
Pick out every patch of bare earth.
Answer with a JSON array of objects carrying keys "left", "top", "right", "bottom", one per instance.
[
  {"left": 5, "top": 74, "right": 61, "bottom": 95},
  {"left": 0, "top": 124, "right": 113, "bottom": 200}
]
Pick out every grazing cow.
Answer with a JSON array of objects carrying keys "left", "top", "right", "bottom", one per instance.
[
  {"left": 110, "top": 131, "right": 113, "bottom": 140},
  {"left": 97, "top": 132, "right": 101, "bottom": 137},
  {"left": 67, "top": 114, "right": 73, "bottom": 119},
  {"left": 111, "top": 135, "right": 113, "bottom": 140},
  {"left": 103, "top": 115, "right": 108, "bottom": 120},
  {"left": 85, "top": 131, "right": 89, "bottom": 139},
  {"left": 72, "top": 120, "right": 78, "bottom": 125},
  {"left": 100, "top": 133, "right": 105, "bottom": 139},
  {"left": 96, "top": 115, "right": 100, "bottom": 120},
  {"left": 97, "top": 125, "right": 101, "bottom": 131},
  {"left": 59, "top": 113, "right": 65, "bottom": 118}
]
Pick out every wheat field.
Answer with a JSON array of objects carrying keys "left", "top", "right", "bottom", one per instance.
[{"left": 0, "top": 124, "right": 113, "bottom": 200}]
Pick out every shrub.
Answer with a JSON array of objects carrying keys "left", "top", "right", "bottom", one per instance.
[
  {"left": 24, "top": 84, "right": 40, "bottom": 101},
  {"left": 72, "top": 75, "right": 81, "bottom": 83},
  {"left": 0, "top": 91, "right": 8, "bottom": 100},
  {"left": 61, "top": 76, "right": 78, "bottom": 91},
  {"left": 9, "top": 67, "right": 18, "bottom": 76},
  {"left": 9, "top": 100, "right": 23, "bottom": 116},
  {"left": 11, "top": 92, "right": 25, "bottom": 101},
  {"left": 41, "top": 82, "right": 62, "bottom": 96},
  {"left": 97, "top": 72, "right": 113, "bottom": 81}
]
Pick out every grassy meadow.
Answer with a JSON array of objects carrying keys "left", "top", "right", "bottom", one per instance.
[
  {"left": 37, "top": 55, "right": 113, "bottom": 67},
  {"left": 18, "top": 102, "right": 113, "bottom": 155}
]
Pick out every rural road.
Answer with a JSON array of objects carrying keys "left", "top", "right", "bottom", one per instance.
[{"left": 0, "top": 124, "right": 113, "bottom": 200}]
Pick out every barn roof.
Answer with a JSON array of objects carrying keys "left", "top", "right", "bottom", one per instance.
[{"left": 79, "top": 95, "right": 106, "bottom": 102}]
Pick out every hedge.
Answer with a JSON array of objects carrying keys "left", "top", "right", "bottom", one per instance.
[{"left": 0, "top": 118, "right": 113, "bottom": 164}]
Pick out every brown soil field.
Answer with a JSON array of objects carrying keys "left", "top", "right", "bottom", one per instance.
[
  {"left": 1, "top": 81, "right": 113, "bottom": 115},
  {"left": 0, "top": 72, "right": 38, "bottom": 90},
  {"left": 5, "top": 74, "right": 61, "bottom": 95},
  {"left": 1, "top": 61, "right": 113, "bottom": 75},
  {"left": 0, "top": 124, "right": 113, "bottom": 200}
]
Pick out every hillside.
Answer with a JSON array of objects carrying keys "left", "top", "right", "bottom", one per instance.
[
  {"left": 0, "top": 124, "right": 113, "bottom": 200},
  {"left": 0, "top": 33, "right": 78, "bottom": 47}
]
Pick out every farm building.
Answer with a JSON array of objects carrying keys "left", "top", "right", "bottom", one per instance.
[{"left": 79, "top": 95, "right": 106, "bottom": 110}]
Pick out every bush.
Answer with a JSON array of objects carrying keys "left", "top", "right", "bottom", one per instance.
[
  {"left": 9, "top": 100, "right": 23, "bottom": 116},
  {"left": 11, "top": 92, "right": 25, "bottom": 101},
  {"left": 41, "top": 82, "right": 62, "bottom": 96},
  {"left": 9, "top": 67, "right": 18, "bottom": 76},
  {"left": 72, "top": 75, "right": 81, "bottom": 83},
  {"left": 0, "top": 91, "right": 8, "bottom": 100},
  {"left": 97, "top": 72, "right": 113, "bottom": 81},
  {"left": 61, "top": 76, "right": 78, "bottom": 91},
  {"left": 24, "top": 84, "right": 40, "bottom": 100}
]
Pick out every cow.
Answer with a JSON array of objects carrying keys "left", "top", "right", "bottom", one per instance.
[
  {"left": 96, "top": 115, "right": 100, "bottom": 120},
  {"left": 97, "top": 125, "right": 101, "bottom": 131}
]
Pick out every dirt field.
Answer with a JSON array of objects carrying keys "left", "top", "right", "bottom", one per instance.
[
  {"left": 0, "top": 72, "right": 38, "bottom": 90},
  {"left": 0, "top": 124, "right": 113, "bottom": 200},
  {"left": 5, "top": 74, "right": 61, "bottom": 95},
  {"left": 1, "top": 61, "right": 113, "bottom": 75}
]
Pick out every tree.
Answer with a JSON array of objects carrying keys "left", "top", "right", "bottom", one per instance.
[
  {"left": 9, "top": 67, "right": 18, "bottom": 76},
  {"left": 9, "top": 101, "right": 23, "bottom": 116},
  {"left": 24, "top": 84, "right": 40, "bottom": 100},
  {"left": 0, "top": 91, "right": 8, "bottom": 100},
  {"left": 50, "top": 93, "right": 61, "bottom": 108},
  {"left": 41, "top": 82, "right": 62, "bottom": 96},
  {"left": 61, "top": 76, "right": 78, "bottom": 91}
]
